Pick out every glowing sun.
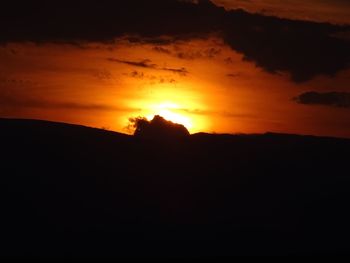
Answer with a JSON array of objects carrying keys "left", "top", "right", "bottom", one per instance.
[
  {"left": 146, "top": 102, "right": 192, "bottom": 130},
  {"left": 125, "top": 85, "right": 209, "bottom": 134}
]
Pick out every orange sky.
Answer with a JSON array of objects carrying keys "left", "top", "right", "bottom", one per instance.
[{"left": 1, "top": 37, "right": 350, "bottom": 137}]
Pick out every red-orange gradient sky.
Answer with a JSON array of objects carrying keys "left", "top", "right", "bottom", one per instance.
[{"left": 1, "top": 0, "right": 350, "bottom": 137}]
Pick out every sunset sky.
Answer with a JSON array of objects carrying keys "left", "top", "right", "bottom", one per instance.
[{"left": 1, "top": 0, "right": 350, "bottom": 137}]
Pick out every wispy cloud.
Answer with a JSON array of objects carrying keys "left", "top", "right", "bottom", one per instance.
[
  {"left": 0, "top": 94, "right": 134, "bottom": 112},
  {"left": 108, "top": 58, "right": 189, "bottom": 76},
  {"left": 107, "top": 58, "right": 157, "bottom": 69},
  {"left": 179, "top": 108, "right": 256, "bottom": 119},
  {"left": 125, "top": 71, "right": 177, "bottom": 83},
  {"left": 153, "top": 45, "right": 221, "bottom": 60}
]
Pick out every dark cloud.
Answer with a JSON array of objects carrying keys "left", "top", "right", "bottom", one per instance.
[
  {"left": 222, "top": 10, "right": 350, "bottom": 82},
  {"left": 153, "top": 45, "right": 221, "bottom": 60},
  {"left": 126, "top": 71, "right": 177, "bottom": 83},
  {"left": 109, "top": 58, "right": 188, "bottom": 75},
  {"left": 107, "top": 58, "right": 157, "bottom": 69},
  {"left": 176, "top": 47, "right": 221, "bottom": 60},
  {"left": 152, "top": 46, "right": 172, "bottom": 54},
  {"left": 224, "top": 57, "right": 234, "bottom": 64},
  {"left": 89, "top": 69, "right": 114, "bottom": 81},
  {"left": 128, "top": 71, "right": 147, "bottom": 79},
  {"left": 294, "top": 91, "right": 350, "bottom": 108},
  {"left": 161, "top": 67, "right": 188, "bottom": 76},
  {"left": 1, "top": 0, "right": 350, "bottom": 82},
  {"left": 226, "top": 73, "right": 241, "bottom": 78},
  {"left": 130, "top": 115, "right": 190, "bottom": 138}
]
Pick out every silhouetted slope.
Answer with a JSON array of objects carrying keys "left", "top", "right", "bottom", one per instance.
[{"left": 1, "top": 118, "right": 350, "bottom": 259}]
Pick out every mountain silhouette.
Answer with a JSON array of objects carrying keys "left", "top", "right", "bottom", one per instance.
[{"left": 1, "top": 118, "right": 350, "bottom": 259}]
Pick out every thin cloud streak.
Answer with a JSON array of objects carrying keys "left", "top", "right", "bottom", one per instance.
[
  {"left": 0, "top": 94, "right": 135, "bottom": 112},
  {"left": 108, "top": 58, "right": 189, "bottom": 75}
]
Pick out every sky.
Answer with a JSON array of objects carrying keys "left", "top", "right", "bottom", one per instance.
[
  {"left": 212, "top": 0, "right": 350, "bottom": 25},
  {"left": 1, "top": 0, "right": 350, "bottom": 137}
]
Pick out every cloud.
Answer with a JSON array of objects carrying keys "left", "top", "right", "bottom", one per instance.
[
  {"left": 153, "top": 45, "right": 221, "bottom": 60},
  {"left": 126, "top": 71, "right": 177, "bottom": 83},
  {"left": 109, "top": 58, "right": 188, "bottom": 75},
  {"left": 223, "top": 15, "right": 350, "bottom": 82},
  {"left": 0, "top": 78, "right": 35, "bottom": 86},
  {"left": 0, "top": 93, "right": 133, "bottom": 112},
  {"left": 89, "top": 69, "right": 114, "bottom": 81},
  {"left": 1, "top": 0, "right": 350, "bottom": 82},
  {"left": 130, "top": 115, "right": 190, "bottom": 138},
  {"left": 226, "top": 73, "right": 241, "bottom": 78},
  {"left": 161, "top": 67, "right": 188, "bottom": 76},
  {"left": 128, "top": 71, "right": 147, "bottom": 79},
  {"left": 175, "top": 47, "right": 221, "bottom": 60},
  {"left": 107, "top": 58, "right": 157, "bottom": 69},
  {"left": 294, "top": 91, "right": 350, "bottom": 108},
  {"left": 180, "top": 108, "right": 256, "bottom": 119},
  {"left": 152, "top": 46, "right": 172, "bottom": 54}
]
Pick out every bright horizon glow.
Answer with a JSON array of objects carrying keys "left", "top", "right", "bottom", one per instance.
[
  {"left": 146, "top": 102, "right": 193, "bottom": 130},
  {"left": 126, "top": 84, "right": 210, "bottom": 134},
  {"left": 3, "top": 39, "right": 350, "bottom": 139}
]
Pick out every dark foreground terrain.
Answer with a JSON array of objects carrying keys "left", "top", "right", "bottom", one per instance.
[{"left": 2, "top": 118, "right": 350, "bottom": 259}]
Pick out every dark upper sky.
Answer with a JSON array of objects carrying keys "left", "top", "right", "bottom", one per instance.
[{"left": 2, "top": 0, "right": 349, "bottom": 82}]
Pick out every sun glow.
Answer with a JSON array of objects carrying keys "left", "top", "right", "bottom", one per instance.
[
  {"left": 146, "top": 102, "right": 193, "bottom": 130},
  {"left": 125, "top": 84, "right": 210, "bottom": 134}
]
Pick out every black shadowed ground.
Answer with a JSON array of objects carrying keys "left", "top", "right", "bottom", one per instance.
[{"left": 1, "top": 117, "right": 350, "bottom": 259}]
